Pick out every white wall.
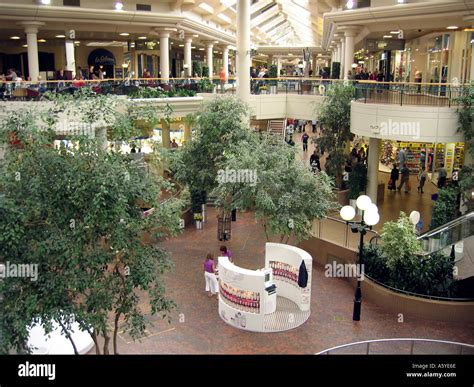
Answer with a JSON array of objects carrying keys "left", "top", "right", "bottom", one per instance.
[{"left": 351, "top": 101, "right": 463, "bottom": 143}]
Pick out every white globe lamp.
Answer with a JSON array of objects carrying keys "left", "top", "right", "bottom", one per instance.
[
  {"left": 340, "top": 205, "right": 356, "bottom": 221},
  {"left": 356, "top": 195, "right": 372, "bottom": 211},
  {"left": 409, "top": 210, "right": 420, "bottom": 225},
  {"left": 366, "top": 203, "right": 379, "bottom": 214},
  {"left": 364, "top": 211, "right": 380, "bottom": 226}
]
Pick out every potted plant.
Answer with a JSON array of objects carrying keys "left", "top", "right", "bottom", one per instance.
[
  {"left": 269, "top": 64, "right": 278, "bottom": 94},
  {"left": 348, "top": 162, "right": 367, "bottom": 211},
  {"left": 191, "top": 189, "right": 205, "bottom": 229}
]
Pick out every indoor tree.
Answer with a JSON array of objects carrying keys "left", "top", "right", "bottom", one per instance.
[
  {"left": 0, "top": 104, "right": 183, "bottom": 355},
  {"left": 313, "top": 83, "right": 355, "bottom": 188},
  {"left": 212, "top": 133, "right": 335, "bottom": 243}
]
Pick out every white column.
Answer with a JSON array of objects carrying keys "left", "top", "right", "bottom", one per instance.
[
  {"left": 206, "top": 43, "right": 214, "bottom": 79},
  {"left": 343, "top": 29, "right": 358, "bottom": 80},
  {"left": 237, "top": 0, "right": 251, "bottom": 104},
  {"left": 18, "top": 22, "right": 44, "bottom": 81},
  {"left": 336, "top": 42, "right": 342, "bottom": 63},
  {"left": 160, "top": 32, "right": 170, "bottom": 80},
  {"left": 184, "top": 37, "right": 192, "bottom": 77},
  {"left": 367, "top": 137, "right": 381, "bottom": 204},
  {"left": 222, "top": 46, "right": 229, "bottom": 80},
  {"left": 340, "top": 40, "right": 345, "bottom": 79},
  {"left": 277, "top": 57, "right": 281, "bottom": 77},
  {"left": 65, "top": 40, "right": 75, "bottom": 75}
]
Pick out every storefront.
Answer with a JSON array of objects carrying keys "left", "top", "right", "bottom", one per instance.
[{"left": 378, "top": 140, "right": 464, "bottom": 176}]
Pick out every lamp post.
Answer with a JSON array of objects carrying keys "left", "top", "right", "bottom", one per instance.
[{"left": 340, "top": 195, "right": 380, "bottom": 321}]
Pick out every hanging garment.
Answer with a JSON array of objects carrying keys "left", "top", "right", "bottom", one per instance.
[{"left": 298, "top": 260, "right": 308, "bottom": 288}]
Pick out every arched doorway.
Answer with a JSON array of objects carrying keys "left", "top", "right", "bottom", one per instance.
[{"left": 87, "top": 48, "right": 116, "bottom": 78}]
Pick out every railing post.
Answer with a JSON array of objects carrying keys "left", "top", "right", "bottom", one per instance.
[
  {"left": 400, "top": 87, "right": 403, "bottom": 106},
  {"left": 448, "top": 86, "right": 451, "bottom": 108},
  {"left": 344, "top": 223, "right": 349, "bottom": 247},
  {"left": 410, "top": 340, "right": 414, "bottom": 355},
  {"left": 366, "top": 342, "right": 370, "bottom": 355}
]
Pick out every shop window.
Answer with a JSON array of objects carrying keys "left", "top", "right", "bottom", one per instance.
[
  {"left": 63, "top": 0, "right": 80, "bottom": 6},
  {"left": 136, "top": 3, "right": 151, "bottom": 11}
]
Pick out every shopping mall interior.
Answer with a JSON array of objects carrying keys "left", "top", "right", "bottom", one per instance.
[{"left": 0, "top": 0, "right": 473, "bottom": 372}]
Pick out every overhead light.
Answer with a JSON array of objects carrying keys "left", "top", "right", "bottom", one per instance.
[
  {"left": 193, "top": 34, "right": 199, "bottom": 38},
  {"left": 346, "top": 0, "right": 354, "bottom": 9},
  {"left": 179, "top": 44, "right": 184, "bottom": 47},
  {"left": 220, "top": 0, "right": 236, "bottom": 6},
  {"left": 55, "top": 35, "right": 66, "bottom": 38},
  {"left": 447, "top": 26, "right": 458, "bottom": 30},
  {"left": 383, "top": 35, "right": 392, "bottom": 38},
  {"left": 214, "top": 40, "right": 219, "bottom": 44},
  {"left": 199, "top": 3, "right": 214, "bottom": 13},
  {"left": 138, "top": 36, "right": 147, "bottom": 40},
  {"left": 119, "top": 32, "right": 130, "bottom": 36},
  {"left": 217, "top": 13, "right": 231, "bottom": 23},
  {"left": 191, "top": 46, "right": 196, "bottom": 49},
  {"left": 22, "top": 44, "right": 28, "bottom": 48},
  {"left": 40, "top": 0, "right": 51, "bottom": 4},
  {"left": 38, "top": 39, "right": 46, "bottom": 43},
  {"left": 74, "top": 41, "right": 80, "bottom": 44},
  {"left": 288, "top": 53, "right": 293, "bottom": 56},
  {"left": 10, "top": 36, "right": 20, "bottom": 40},
  {"left": 115, "top": 1, "right": 124, "bottom": 10},
  {"left": 171, "top": 42, "right": 174, "bottom": 44},
  {"left": 397, "top": 0, "right": 404, "bottom": 3},
  {"left": 199, "top": 48, "right": 204, "bottom": 51},
  {"left": 213, "top": 50, "right": 218, "bottom": 53},
  {"left": 390, "top": 31, "right": 400, "bottom": 34}
]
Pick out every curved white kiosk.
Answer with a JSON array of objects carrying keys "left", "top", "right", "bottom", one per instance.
[{"left": 218, "top": 243, "right": 312, "bottom": 333}]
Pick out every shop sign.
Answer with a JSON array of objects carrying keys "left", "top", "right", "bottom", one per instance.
[
  {"left": 365, "top": 39, "right": 405, "bottom": 52},
  {"left": 445, "top": 143, "right": 455, "bottom": 175},
  {"left": 88, "top": 49, "right": 116, "bottom": 66}
]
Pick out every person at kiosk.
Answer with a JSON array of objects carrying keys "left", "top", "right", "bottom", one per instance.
[{"left": 203, "top": 254, "right": 218, "bottom": 297}]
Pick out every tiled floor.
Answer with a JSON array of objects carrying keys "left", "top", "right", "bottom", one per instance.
[
  {"left": 108, "top": 207, "right": 474, "bottom": 354},
  {"left": 98, "top": 128, "right": 473, "bottom": 354}
]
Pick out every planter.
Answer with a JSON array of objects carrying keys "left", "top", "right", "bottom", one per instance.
[
  {"left": 270, "top": 85, "right": 277, "bottom": 94},
  {"left": 335, "top": 189, "right": 349, "bottom": 206},
  {"left": 195, "top": 220, "right": 203, "bottom": 230},
  {"left": 201, "top": 204, "right": 207, "bottom": 223}
]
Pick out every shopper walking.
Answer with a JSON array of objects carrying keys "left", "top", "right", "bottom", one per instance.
[
  {"left": 219, "top": 67, "right": 226, "bottom": 94},
  {"left": 437, "top": 163, "right": 447, "bottom": 189},
  {"left": 311, "top": 119, "right": 318, "bottom": 133},
  {"left": 397, "top": 165, "right": 410, "bottom": 193},
  {"left": 388, "top": 163, "right": 399, "bottom": 191},
  {"left": 220, "top": 245, "right": 233, "bottom": 263},
  {"left": 417, "top": 167, "right": 427, "bottom": 193},
  {"left": 203, "top": 253, "right": 218, "bottom": 297},
  {"left": 302, "top": 131, "right": 309, "bottom": 152},
  {"left": 310, "top": 150, "right": 321, "bottom": 173},
  {"left": 398, "top": 147, "right": 407, "bottom": 168}
]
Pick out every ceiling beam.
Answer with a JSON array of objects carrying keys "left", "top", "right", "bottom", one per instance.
[{"left": 251, "top": 5, "right": 280, "bottom": 28}]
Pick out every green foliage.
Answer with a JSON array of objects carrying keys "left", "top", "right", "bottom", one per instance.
[
  {"left": 211, "top": 134, "right": 336, "bottom": 242},
  {"left": 453, "top": 84, "right": 474, "bottom": 212},
  {"left": 380, "top": 212, "right": 421, "bottom": 271},
  {"left": 348, "top": 162, "right": 367, "bottom": 199},
  {"left": 170, "top": 96, "right": 252, "bottom": 194},
  {"left": 313, "top": 83, "right": 355, "bottom": 188},
  {"left": 363, "top": 246, "right": 457, "bottom": 297},
  {"left": 202, "top": 65, "right": 209, "bottom": 78},
  {"left": 429, "top": 187, "right": 459, "bottom": 230},
  {"left": 269, "top": 64, "right": 278, "bottom": 86},
  {"left": 129, "top": 88, "right": 196, "bottom": 99},
  {"left": 192, "top": 61, "right": 202, "bottom": 77},
  {"left": 0, "top": 106, "right": 183, "bottom": 354},
  {"left": 198, "top": 78, "right": 214, "bottom": 93}
]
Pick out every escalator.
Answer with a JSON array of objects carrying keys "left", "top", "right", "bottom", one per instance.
[{"left": 417, "top": 212, "right": 474, "bottom": 256}]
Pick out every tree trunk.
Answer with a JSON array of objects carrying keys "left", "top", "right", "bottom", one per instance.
[
  {"left": 263, "top": 223, "right": 270, "bottom": 241},
  {"left": 113, "top": 313, "right": 121, "bottom": 355},
  {"left": 91, "top": 331, "right": 100, "bottom": 355},
  {"left": 103, "top": 329, "right": 110, "bottom": 355},
  {"left": 58, "top": 320, "right": 79, "bottom": 355}
]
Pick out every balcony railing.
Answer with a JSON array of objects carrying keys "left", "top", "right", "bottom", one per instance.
[
  {"left": 0, "top": 77, "right": 469, "bottom": 107},
  {"left": 316, "top": 338, "right": 474, "bottom": 355}
]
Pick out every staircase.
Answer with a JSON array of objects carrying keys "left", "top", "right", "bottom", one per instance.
[{"left": 267, "top": 119, "right": 287, "bottom": 138}]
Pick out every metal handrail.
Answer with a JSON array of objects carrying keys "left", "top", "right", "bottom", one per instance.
[
  {"left": 418, "top": 212, "right": 473, "bottom": 240},
  {"left": 316, "top": 338, "right": 474, "bottom": 355}
]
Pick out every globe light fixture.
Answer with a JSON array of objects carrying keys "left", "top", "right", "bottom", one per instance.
[
  {"left": 366, "top": 203, "right": 379, "bottom": 215},
  {"left": 409, "top": 210, "right": 421, "bottom": 227},
  {"left": 346, "top": 0, "right": 354, "bottom": 9},
  {"left": 340, "top": 205, "right": 356, "bottom": 222},
  {"left": 115, "top": 1, "right": 124, "bottom": 10},
  {"left": 363, "top": 211, "right": 380, "bottom": 226},
  {"left": 356, "top": 195, "right": 372, "bottom": 211}
]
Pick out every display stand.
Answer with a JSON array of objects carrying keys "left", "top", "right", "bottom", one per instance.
[{"left": 218, "top": 243, "right": 312, "bottom": 333}]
